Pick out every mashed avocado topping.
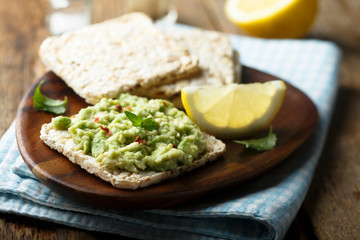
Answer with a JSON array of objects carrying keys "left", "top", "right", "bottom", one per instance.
[{"left": 52, "top": 94, "right": 206, "bottom": 172}]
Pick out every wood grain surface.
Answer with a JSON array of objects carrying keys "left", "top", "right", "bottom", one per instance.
[{"left": 1, "top": 0, "right": 360, "bottom": 239}]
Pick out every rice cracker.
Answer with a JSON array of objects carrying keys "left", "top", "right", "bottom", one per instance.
[{"left": 39, "top": 13, "right": 200, "bottom": 104}]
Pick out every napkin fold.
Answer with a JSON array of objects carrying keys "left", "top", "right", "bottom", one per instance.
[{"left": 0, "top": 29, "right": 341, "bottom": 240}]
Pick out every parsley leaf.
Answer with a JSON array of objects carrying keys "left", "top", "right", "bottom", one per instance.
[
  {"left": 141, "top": 117, "right": 160, "bottom": 131},
  {"left": 233, "top": 127, "right": 277, "bottom": 151},
  {"left": 124, "top": 111, "right": 159, "bottom": 131},
  {"left": 33, "top": 81, "right": 67, "bottom": 114},
  {"left": 124, "top": 111, "right": 142, "bottom": 126}
]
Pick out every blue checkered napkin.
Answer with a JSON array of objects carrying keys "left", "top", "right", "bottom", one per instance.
[{"left": 0, "top": 31, "right": 341, "bottom": 240}]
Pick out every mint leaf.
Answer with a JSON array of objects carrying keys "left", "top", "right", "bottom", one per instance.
[
  {"left": 124, "top": 111, "right": 142, "bottom": 126},
  {"left": 125, "top": 111, "right": 159, "bottom": 131},
  {"left": 141, "top": 117, "right": 159, "bottom": 131},
  {"left": 33, "top": 81, "right": 67, "bottom": 114},
  {"left": 233, "top": 127, "right": 277, "bottom": 151}
]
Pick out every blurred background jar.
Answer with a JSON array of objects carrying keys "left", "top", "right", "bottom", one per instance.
[
  {"left": 121, "top": 0, "right": 177, "bottom": 24},
  {"left": 45, "top": 0, "right": 93, "bottom": 35}
]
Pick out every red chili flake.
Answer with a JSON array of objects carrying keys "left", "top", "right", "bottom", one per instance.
[
  {"left": 116, "top": 104, "right": 123, "bottom": 112},
  {"left": 163, "top": 101, "right": 167, "bottom": 106},
  {"left": 94, "top": 117, "right": 99, "bottom": 122},
  {"left": 134, "top": 135, "right": 147, "bottom": 145},
  {"left": 172, "top": 144, "right": 177, "bottom": 148},
  {"left": 124, "top": 106, "right": 132, "bottom": 111},
  {"left": 100, "top": 126, "right": 112, "bottom": 136}
]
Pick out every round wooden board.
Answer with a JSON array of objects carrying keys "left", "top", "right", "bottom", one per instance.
[{"left": 15, "top": 66, "right": 318, "bottom": 209}]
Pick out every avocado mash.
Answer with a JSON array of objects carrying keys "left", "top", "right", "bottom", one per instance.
[{"left": 52, "top": 94, "right": 206, "bottom": 172}]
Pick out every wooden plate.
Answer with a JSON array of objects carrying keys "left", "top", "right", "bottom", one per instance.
[{"left": 16, "top": 67, "right": 318, "bottom": 209}]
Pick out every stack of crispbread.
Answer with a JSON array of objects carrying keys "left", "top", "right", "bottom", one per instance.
[
  {"left": 39, "top": 12, "right": 241, "bottom": 107},
  {"left": 132, "top": 27, "right": 241, "bottom": 107}
]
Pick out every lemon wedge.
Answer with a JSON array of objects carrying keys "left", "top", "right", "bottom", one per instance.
[
  {"left": 181, "top": 81, "right": 286, "bottom": 139},
  {"left": 224, "top": 0, "right": 317, "bottom": 38}
]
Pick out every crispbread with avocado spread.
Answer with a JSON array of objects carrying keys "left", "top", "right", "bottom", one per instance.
[
  {"left": 40, "top": 94, "right": 226, "bottom": 189},
  {"left": 40, "top": 124, "right": 225, "bottom": 189},
  {"left": 39, "top": 13, "right": 200, "bottom": 105}
]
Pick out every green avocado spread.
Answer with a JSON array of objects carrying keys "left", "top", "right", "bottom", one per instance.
[{"left": 52, "top": 94, "right": 206, "bottom": 172}]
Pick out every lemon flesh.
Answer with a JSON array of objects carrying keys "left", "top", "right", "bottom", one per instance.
[
  {"left": 224, "top": 0, "right": 317, "bottom": 38},
  {"left": 181, "top": 81, "right": 286, "bottom": 139}
]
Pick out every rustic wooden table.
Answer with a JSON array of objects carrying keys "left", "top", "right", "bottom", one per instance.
[{"left": 1, "top": 0, "right": 359, "bottom": 239}]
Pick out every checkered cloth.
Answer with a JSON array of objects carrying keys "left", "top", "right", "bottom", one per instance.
[{"left": 0, "top": 26, "right": 341, "bottom": 240}]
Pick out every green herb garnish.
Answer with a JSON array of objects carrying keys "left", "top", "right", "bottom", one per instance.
[
  {"left": 33, "top": 81, "right": 67, "bottom": 114},
  {"left": 124, "top": 111, "right": 159, "bottom": 131},
  {"left": 233, "top": 127, "right": 277, "bottom": 151}
]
